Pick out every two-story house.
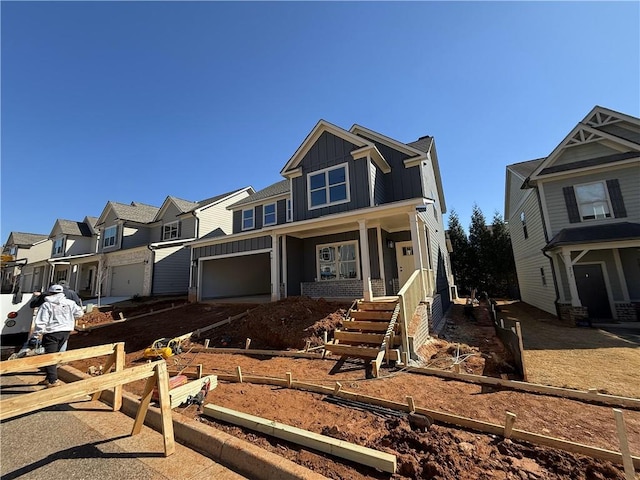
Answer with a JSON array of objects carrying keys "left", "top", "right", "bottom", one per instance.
[
  {"left": 95, "top": 188, "right": 252, "bottom": 298},
  {"left": 188, "top": 120, "right": 454, "bottom": 332},
  {"left": 1, "top": 232, "right": 51, "bottom": 293},
  {"left": 505, "top": 106, "right": 640, "bottom": 322},
  {"left": 47, "top": 217, "right": 100, "bottom": 296}
]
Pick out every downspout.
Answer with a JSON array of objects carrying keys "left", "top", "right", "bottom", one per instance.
[
  {"left": 534, "top": 184, "right": 561, "bottom": 319},
  {"left": 146, "top": 244, "right": 155, "bottom": 296}
]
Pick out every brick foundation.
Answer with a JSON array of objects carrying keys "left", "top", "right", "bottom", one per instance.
[
  {"left": 300, "top": 279, "right": 385, "bottom": 299},
  {"left": 615, "top": 302, "right": 639, "bottom": 322},
  {"left": 558, "top": 303, "right": 589, "bottom": 324},
  {"left": 188, "top": 287, "right": 197, "bottom": 303}
]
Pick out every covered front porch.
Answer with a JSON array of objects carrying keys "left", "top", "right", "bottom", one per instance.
[{"left": 545, "top": 226, "right": 640, "bottom": 322}]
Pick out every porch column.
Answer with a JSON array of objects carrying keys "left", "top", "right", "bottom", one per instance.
[
  {"left": 271, "top": 234, "right": 280, "bottom": 302},
  {"left": 376, "top": 226, "right": 386, "bottom": 296},
  {"left": 553, "top": 254, "right": 566, "bottom": 303},
  {"left": 561, "top": 249, "right": 581, "bottom": 307},
  {"left": 409, "top": 213, "right": 426, "bottom": 299},
  {"left": 282, "top": 235, "right": 288, "bottom": 299},
  {"left": 358, "top": 220, "right": 373, "bottom": 301},
  {"left": 613, "top": 249, "right": 631, "bottom": 303}
]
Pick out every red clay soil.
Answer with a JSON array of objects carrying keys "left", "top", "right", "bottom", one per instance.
[{"left": 67, "top": 297, "right": 638, "bottom": 480}]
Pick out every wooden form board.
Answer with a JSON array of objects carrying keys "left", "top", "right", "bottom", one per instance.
[
  {"left": 203, "top": 404, "right": 397, "bottom": 473},
  {"left": 341, "top": 321, "right": 392, "bottom": 332},
  {"left": 349, "top": 311, "right": 393, "bottom": 320},
  {"left": 409, "top": 366, "right": 640, "bottom": 410},
  {"left": 169, "top": 375, "right": 217, "bottom": 409},
  {"left": 214, "top": 372, "right": 640, "bottom": 469},
  {"left": 189, "top": 347, "right": 324, "bottom": 359}
]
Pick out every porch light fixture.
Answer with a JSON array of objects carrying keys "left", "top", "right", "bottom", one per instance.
[{"left": 387, "top": 240, "right": 395, "bottom": 249}]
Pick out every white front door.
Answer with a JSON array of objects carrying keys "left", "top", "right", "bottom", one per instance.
[{"left": 395, "top": 241, "right": 415, "bottom": 288}]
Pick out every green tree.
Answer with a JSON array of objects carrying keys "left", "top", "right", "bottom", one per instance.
[
  {"left": 447, "top": 209, "right": 470, "bottom": 293},
  {"left": 488, "top": 211, "right": 518, "bottom": 296},
  {"left": 468, "top": 204, "right": 491, "bottom": 291}
]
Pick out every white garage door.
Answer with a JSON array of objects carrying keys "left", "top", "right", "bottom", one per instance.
[{"left": 111, "top": 264, "right": 145, "bottom": 297}]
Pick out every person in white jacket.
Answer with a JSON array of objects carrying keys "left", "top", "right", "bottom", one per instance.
[{"left": 31, "top": 284, "right": 83, "bottom": 387}]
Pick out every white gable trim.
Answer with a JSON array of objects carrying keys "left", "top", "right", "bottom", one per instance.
[
  {"left": 280, "top": 120, "right": 372, "bottom": 176},
  {"left": 351, "top": 144, "right": 391, "bottom": 173},
  {"left": 350, "top": 124, "right": 427, "bottom": 159},
  {"left": 529, "top": 124, "right": 640, "bottom": 181}
]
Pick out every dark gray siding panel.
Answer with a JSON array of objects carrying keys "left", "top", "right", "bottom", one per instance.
[
  {"left": 277, "top": 199, "right": 287, "bottom": 224},
  {"left": 357, "top": 135, "right": 424, "bottom": 203},
  {"left": 232, "top": 210, "right": 242, "bottom": 234},
  {"left": 373, "top": 164, "right": 386, "bottom": 205},
  {"left": 286, "top": 236, "right": 303, "bottom": 296},
  {"left": 301, "top": 231, "right": 359, "bottom": 282},
  {"left": 368, "top": 228, "right": 380, "bottom": 279},
  {"left": 292, "top": 132, "right": 371, "bottom": 221},
  {"left": 152, "top": 247, "right": 190, "bottom": 295},
  {"left": 193, "top": 235, "right": 272, "bottom": 260}
]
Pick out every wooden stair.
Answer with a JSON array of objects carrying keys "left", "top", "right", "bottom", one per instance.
[{"left": 324, "top": 298, "right": 401, "bottom": 377}]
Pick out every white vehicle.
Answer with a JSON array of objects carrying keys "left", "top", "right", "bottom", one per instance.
[{"left": 1, "top": 259, "right": 35, "bottom": 348}]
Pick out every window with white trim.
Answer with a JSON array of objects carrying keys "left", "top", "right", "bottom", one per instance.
[
  {"left": 520, "top": 212, "right": 528, "bottom": 239},
  {"left": 263, "top": 203, "right": 276, "bottom": 226},
  {"left": 242, "top": 208, "right": 254, "bottom": 230},
  {"left": 286, "top": 199, "right": 292, "bottom": 222},
  {"left": 540, "top": 267, "right": 546, "bottom": 286},
  {"left": 162, "top": 221, "right": 181, "bottom": 240},
  {"left": 308, "top": 163, "right": 350, "bottom": 209},
  {"left": 103, "top": 226, "right": 117, "bottom": 248},
  {"left": 52, "top": 238, "right": 64, "bottom": 255},
  {"left": 316, "top": 241, "right": 359, "bottom": 281},
  {"left": 574, "top": 181, "right": 611, "bottom": 220}
]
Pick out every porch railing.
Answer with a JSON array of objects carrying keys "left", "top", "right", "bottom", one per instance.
[{"left": 397, "top": 268, "right": 428, "bottom": 361}]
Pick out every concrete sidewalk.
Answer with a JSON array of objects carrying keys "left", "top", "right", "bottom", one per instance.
[{"left": 0, "top": 371, "right": 246, "bottom": 480}]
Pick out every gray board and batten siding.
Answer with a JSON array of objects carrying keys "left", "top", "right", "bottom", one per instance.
[
  {"left": 152, "top": 245, "right": 191, "bottom": 295},
  {"left": 232, "top": 199, "right": 287, "bottom": 234},
  {"left": 192, "top": 235, "right": 272, "bottom": 262}
]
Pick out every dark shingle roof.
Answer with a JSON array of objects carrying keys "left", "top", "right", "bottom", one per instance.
[
  {"left": 229, "top": 180, "right": 289, "bottom": 208},
  {"left": 508, "top": 158, "right": 545, "bottom": 179},
  {"left": 8, "top": 232, "right": 48, "bottom": 246},
  {"left": 56, "top": 219, "right": 93, "bottom": 237},
  {"left": 406, "top": 136, "right": 432, "bottom": 154},
  {"left": 110, "top": 201, "right": 160, "bottom": 224},
  {"left": 168, "top": 196, "right": 200, "bottom": 213},
  {"left": 543, "top": 222, "right": 640, "bottom": 251},
  {"left": 85, "top": 217, "right": 98, "bottom": 228}
]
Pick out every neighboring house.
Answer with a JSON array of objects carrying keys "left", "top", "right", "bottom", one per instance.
[
  {"left": 47, "top": 217, "right": 100, "bottom": 297},
  {"left": 189, "top": 119, "right": 455, "bottom": 331},
  {"left": 95, "top": 187, "right": 252, "bottom": 298},
  {"left": 505, "top": 106, "right": 640, "bottom": 322},
  {"left": 1, "top": 232, "right": 51, "bottom": 293}
]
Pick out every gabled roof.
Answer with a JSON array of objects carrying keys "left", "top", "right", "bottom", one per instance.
[
  {"left": 50, "top": 219, "right": 93, "bottom": 238},
  {"left": 280, "top": 120, "right": 391, "bottom": 177},
  {"left": 351, "top": 124, "right": 428, "bottom": 161},
  {"left": 543, "top": 222, "right": 640, "bottom": 251},
  {"left": 96, "top": 201, "right": 160, "bottom": 226},
  {"left": 529, "top": 106, "right": 640, "bottom": 182},
  {"left": 6, "top": 232, "right": 49, "bottom": 247},
  {"left": 229, "top": 180, "right": 290, "bottom": 209},
  {"left": 154, "top": 187, "right": 255, "bottom": 221},
  {"left": 506, "top": 158, "right": 545, "bottom": 179}
]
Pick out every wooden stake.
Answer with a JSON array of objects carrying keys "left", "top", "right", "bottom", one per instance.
[
  {"left": 286, "top": 372, "right": 292, "bottom": 388},
  {"left": 119, "top": 312, "right": 125, "bottom": 320},
  {"left": 245, "top": 338, "right": 251, "bottom": 350},
  {"left": 504, "top": 412, "right": 517, "bottom": 439},
  {"left": 197, "top": 364, "right": 203, "bottom": 379},
  {"left": 588, "top": 388, "right": 599, "bottom": 395},
  {"left": 613, "top": 409, "right": 635, "bottom": 480},
  {"left": 203, "top": 339, "right": 210, "bottom": 348},
  {"left": 406, "top": 396, "right": 416, "bottom": 413},
  {"left": 304, "top": 340, "right": 311, "bottom": 352},
  {"left": 334, "top": 382, "right": 342, "bottom": 395},
  {"left": 323, "top": 331, "right": 328, "bottom": 344},
  {"left": 236, "top": 366, "right": 243, "bottom": 383},
  {"left": 453, "top": 363, "right": 461, "bottom": 374},
  {"left": 515, "top": 322, "right": 528, "bottom": 381},
  {"left": 401, "top": 351, "right": 409, "bottom": 366}
]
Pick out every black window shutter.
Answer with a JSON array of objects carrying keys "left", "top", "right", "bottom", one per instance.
[
  {"left": 606, "top": 179, "right": 627, "bottom": 218},
  {"left": 563, "top": 186, "right": 581, "bottom": 223}
]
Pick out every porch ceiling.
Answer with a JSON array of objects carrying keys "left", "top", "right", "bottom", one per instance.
[{"left": 283, "top": 211, "right": 411, "bottom": 239}]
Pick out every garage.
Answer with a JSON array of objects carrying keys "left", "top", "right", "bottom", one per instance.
[
  {"left": 200, "top": 252, "right": 271, "bottom": 300},
  {"left": 110, "top": 263, "right": 145, "bottom": 297}
]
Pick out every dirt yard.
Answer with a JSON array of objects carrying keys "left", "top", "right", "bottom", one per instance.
[{"left": 67, "top": 296, "right": 639, "bottom": 480}]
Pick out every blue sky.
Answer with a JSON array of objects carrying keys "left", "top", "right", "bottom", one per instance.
[{"left": 2, "top": 1, "right": 639, "bottom": 242}]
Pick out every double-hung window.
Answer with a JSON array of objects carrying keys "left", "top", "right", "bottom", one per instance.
[
  {"left": 317, "top": 241, "right": 359, "bottom": 281},
  {"left": 103, "top": 226, "right": 117, "bottom": 248},
  {"left": 286, "top": 199, "right": 292, "bottom": 222},
  {"left": 308, "top": 163, "right": 350, "bottom": 209},
  {"left": 263, "top": 203, "right": 276, "bottom": 226},
  {"left": 242, "top": 208, "right": 254, "bottom": 230},
  {"left": 163, "top": 221, "right": 181, "bottom": 240},
  {"left": 52, "top": 238, "right": 64, "bottom": 255},
  {"left": 574, "top": 182, "right": 611, "bottom": 220}
]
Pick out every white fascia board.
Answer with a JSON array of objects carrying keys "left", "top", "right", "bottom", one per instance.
[
  {"left": 280, "top": 120, "right": 371, "bottom": 176},
  {"left": 186, "top": 229, "right": 274, "bottom": 248},
  {"left": 226, "top": 192, "right": 290, "bottom": 211},
  {"left": 195, "top": 187, "right": 255, "bottom": 214},
  {"left": 351, "top": 145, "right": 391, "bottom": 173},
  {"left": 350, "top": 124, "right": 427, "bottom": 158},
  {"left": 150, "top": 238, "right": 197, "bottom": 248},
  {"left": 281, "top": 167, "right": 302, "bottom": 179},
  {"left": 532, "top": 157, "right": 640, "bottom": 183}
]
